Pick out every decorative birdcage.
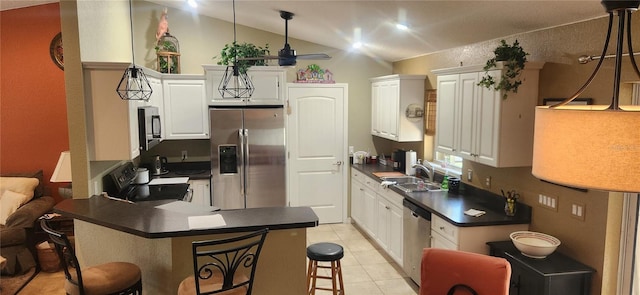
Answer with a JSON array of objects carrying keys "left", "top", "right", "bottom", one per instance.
[{"left": 156, "top": 31, "right": 180, "bottom": 74}]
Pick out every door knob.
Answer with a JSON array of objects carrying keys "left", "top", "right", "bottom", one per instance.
[{"left": 333, "top": 161, "right": 343, "bottom": 166}]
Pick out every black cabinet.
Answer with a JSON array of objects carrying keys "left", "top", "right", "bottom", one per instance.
[{"left": 487, "top": 241, "right": 595, "bottom": 295}]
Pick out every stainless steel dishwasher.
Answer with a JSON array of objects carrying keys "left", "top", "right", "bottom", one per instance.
[{"left": 402, "top": 198, "right": 431, "bottom": 286}]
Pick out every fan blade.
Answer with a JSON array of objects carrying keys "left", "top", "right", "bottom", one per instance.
[
  {"left": 296, "top": 53, "right": 331, "bottom": 60},
  {"left": 237, "top": 55, "right": 280, "bottom": 61}
]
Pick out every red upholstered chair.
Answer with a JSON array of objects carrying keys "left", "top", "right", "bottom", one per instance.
[{"left": 420, "top": 248, "right": 511, "bottom": 295}]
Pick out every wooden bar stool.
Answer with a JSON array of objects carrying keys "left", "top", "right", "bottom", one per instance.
[{"left": 306, "top": 242, "right": 345, "bottom": 295}]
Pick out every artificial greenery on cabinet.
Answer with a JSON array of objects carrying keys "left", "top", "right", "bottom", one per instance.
[
  {"left": 478, "top": 39, "right": 529, "bottom": 99},
  {"left": 216, "top": 42, "right": 270, "bottom": 74}
]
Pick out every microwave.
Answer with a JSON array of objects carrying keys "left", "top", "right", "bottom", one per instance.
[{"left": 138, "top": 106, "right": 162, "bottom": 151}]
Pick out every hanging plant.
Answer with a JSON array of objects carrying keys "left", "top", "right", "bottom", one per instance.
[
  {"left": 215, "top": 42, "right": 270, "bottom": 74},
  {"left": 477, "top": 39, "right": 529, "bottom": 99}
]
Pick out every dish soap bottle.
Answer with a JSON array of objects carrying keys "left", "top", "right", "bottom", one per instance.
[{"left": 441, "top": 172, "right": 449, "bottom": 191}]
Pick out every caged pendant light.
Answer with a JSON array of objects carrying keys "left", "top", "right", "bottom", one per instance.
[
  {"left": 218, "top": 0, "right": 254, "bottom": 99},
  {"left": 116, "top": 0, "right": 153, "bottom": 101},
  {"left": 532, "top": 0, "right": 640, "bottom": 193}
]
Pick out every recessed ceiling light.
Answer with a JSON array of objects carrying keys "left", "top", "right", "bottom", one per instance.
[
  {"left": 396, "top": 23, "right": 408, "bottom": 31},
  {"left": 187, "top": 0, "right": 197, "bottom": 8},
  {"left": 352, "top": 42, "right": 363, "bottom": 49}
]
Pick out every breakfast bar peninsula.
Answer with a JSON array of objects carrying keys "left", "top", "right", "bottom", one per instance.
[{"left": 54, "top": 196, "right": 318, "bottom": 295}]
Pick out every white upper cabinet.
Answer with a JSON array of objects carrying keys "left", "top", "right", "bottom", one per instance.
[
  {"left": 203, "top": 65, "right": 285, "bottom": 106},
  {"left": 370, "top": 74, "right": 426, "bottom": 142},
  {"left": 433, "top": 62, "right": 544, "bottom": 167},
  {"left": 162, "top": 75, "right": 209, "bottom": 139}
]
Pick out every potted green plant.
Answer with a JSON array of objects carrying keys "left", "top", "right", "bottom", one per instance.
[
  {"left": 477, "top": 39, "right": 529, "bottom": 99},
  {"left": 216, "top": 42, "right": 270, "bottom": 74}
]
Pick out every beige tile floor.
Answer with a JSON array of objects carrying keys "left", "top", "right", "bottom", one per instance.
[{"left": 20, "top": 222, "right": 418, "bottom": 295}]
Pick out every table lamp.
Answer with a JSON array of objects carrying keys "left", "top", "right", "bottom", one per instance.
[{"left": 51, "top": 151, "right": 72, "bottom": 199}]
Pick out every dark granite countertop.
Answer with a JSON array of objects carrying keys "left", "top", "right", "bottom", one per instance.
[
  {"left": 54, "top": 196, "right": 318, "bottom": 238},
  {"left": 352, "top": 164, "right": 531, "bottom": 227}
]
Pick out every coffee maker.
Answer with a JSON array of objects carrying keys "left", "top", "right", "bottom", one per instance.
[{"left": 392, "top": 149, "right": 406, "bottom": 172}]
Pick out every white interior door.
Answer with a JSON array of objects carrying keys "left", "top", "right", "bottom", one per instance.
[{"left": 287, "top": 84, "right": 348, "bottom": 224}]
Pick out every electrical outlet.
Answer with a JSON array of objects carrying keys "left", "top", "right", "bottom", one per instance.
[
  {"left": 467, "top": 169, "right": 473, "bottom": 181},
  {"left": 485, "top": 176, "right": 491, "bottom": 188},
  {"left": 349, "top": 146, "right": 354, "bottom": 155},
  {"left": 571, "top": 203, "right": 586, "bottom": 221},
  {"left": 538, "top": 194, "right": 558, "bottom": 211},
  {"left": 181, "top": 150, "right": 188, "bottom": 161}
]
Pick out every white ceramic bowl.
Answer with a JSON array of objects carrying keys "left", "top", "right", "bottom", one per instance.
[{"left": 510, "top": 231, "right": 561, "bottom": 259}]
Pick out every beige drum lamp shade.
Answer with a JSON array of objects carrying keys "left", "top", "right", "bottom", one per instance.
[
  {"left": 532, "top": 0, "right": 640, "bottom": 193},
  {"left": 532, "top": 106, "right": 640, "bottom": 193}
]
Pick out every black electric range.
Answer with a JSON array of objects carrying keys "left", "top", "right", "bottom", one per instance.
[{"left": 103, "top": 162, "right": 190, "bottom": 202}]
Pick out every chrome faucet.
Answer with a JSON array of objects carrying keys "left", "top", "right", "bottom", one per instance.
[{"left": 413, "top": 163, "right": 435, "bottom": 183}]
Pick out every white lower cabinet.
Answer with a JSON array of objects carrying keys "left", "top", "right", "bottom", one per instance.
[
  {"left": 188, "top": 179, "right": 211, "bottom": 206},
  {"left": 350, "top": 170, "right": 403, "bottom": 266},
  {"left": 430, "top": 215, "right": 528, "bottom": 254}
]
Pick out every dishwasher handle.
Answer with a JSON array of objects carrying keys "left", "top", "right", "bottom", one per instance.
[{"left": 403, "top": 198, "right": 431, "bottom": 221}]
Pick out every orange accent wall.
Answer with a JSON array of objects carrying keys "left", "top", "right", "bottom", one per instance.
[{"left": 1, "top": 3, "right": 68, "bottom": 202}]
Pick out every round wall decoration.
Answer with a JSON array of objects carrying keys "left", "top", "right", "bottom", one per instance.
[{"left": 49, "top": 32, "right": 64, "bottom": 70}]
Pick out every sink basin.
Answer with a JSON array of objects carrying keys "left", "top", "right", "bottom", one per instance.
[
  {"left": 381, "top": 176, "right": 422, "bottom": 184},
  {"left": 381, "top": 176, "right": 441, "bottom": 192}
]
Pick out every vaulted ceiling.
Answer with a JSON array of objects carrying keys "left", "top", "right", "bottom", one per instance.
[{"left": 1, "top": 0, "right": 608, "bottom": 62}]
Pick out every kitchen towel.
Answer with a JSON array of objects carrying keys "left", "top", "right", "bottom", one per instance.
[{"left": 464, "top": 209, "right": 486, "bottom": 217}]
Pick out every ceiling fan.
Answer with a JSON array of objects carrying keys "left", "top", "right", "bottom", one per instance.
[{"left": 240, "top": 10, "right": 331, "bottom": 66}]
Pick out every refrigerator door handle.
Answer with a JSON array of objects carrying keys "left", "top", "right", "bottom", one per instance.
[
  {"left": 239, "top": 128, "right": 245, "bottom": 194},
  {"left": 244, "top": 129, "right": 250, "bottom": 191}
]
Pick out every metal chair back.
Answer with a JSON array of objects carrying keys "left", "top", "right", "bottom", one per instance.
[
  {"left": 191, "top": 228, "right": 269, "bottom": 295},
  {"left": 40, "top": 219, "right": 85, "bottom": 294}
]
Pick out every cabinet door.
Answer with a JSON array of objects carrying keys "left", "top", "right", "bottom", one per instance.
[
  {"left": 457, "top": 72, "right": 479, "bottom": 161},
  {"left": 127, "top": 100, "right": 141, "bottom": 159},
  {"left": 475, "top": 70, "right": 501, "bottom": 166},
  {"left": 188, "top": 179, "right": 211, "bottom": 206},
  {"left": 435, "top": 75, "right": 458, "bottom": 154},
  {"left": 362, "top": 186, "right": 377, "bottom": 237},
  {"left": 247, "top": 70, "right": 283, "bottom": 105},
  {"left": 375, "top": 196, "right": 390, "bottom": 249},
  {"left": 371, "top": 83, "right": 382, "bottom": 135},
  {"left": 350, "top": 178, "right": 365, "bottom": 225},
  {"left": 147, "top": 77, "right": 165, "bottom": 139},
  {"left": 163, "top": 79, "right": 209, "bottom": 139},
  {"left": 388, "top": 202, "right": 403, "bottom": 265},
  {"left": 384, "top": 81, "right": 400, "bottom": 140}
]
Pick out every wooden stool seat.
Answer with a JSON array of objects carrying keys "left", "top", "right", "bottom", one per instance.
[
  {"left": 306, "top": 242, "right": 345, "bottom": 295},
  {"left": 65, "top": 262, "right": 141, "bottom": 295}
]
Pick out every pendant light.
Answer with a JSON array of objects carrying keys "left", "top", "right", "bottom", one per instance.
[
  {"left": 218, "top": 0, "right": 254, "bottom": 99},
  {"left": 116, "top": 0, "right": 153, "bottom": 101},
  {"left": 532, "top": 0, "right": 640, "bottom": 193}
]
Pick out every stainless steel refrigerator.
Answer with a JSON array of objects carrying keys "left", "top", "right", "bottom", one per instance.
[{"left": 210, "top": 107, "right": 286, "bottom": 209}]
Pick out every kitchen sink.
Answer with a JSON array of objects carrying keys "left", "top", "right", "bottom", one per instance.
[{"left": 381, "top": 176, "right": 442, "bottom": 192}]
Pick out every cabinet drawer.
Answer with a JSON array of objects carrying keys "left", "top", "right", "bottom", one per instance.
[
  {"left": 432, "top": 215, "right": 459, "bottom": 245},
  {"left": 362, "top": 175, "right": 380, "bottom": 191},
  {"left": 351, "top": 169, "right": 364, "bottom": 183}
]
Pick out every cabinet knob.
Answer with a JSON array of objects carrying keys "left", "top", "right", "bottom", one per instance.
[{"left": 440, "top": 226, "right": 445, "bottom": 230}]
